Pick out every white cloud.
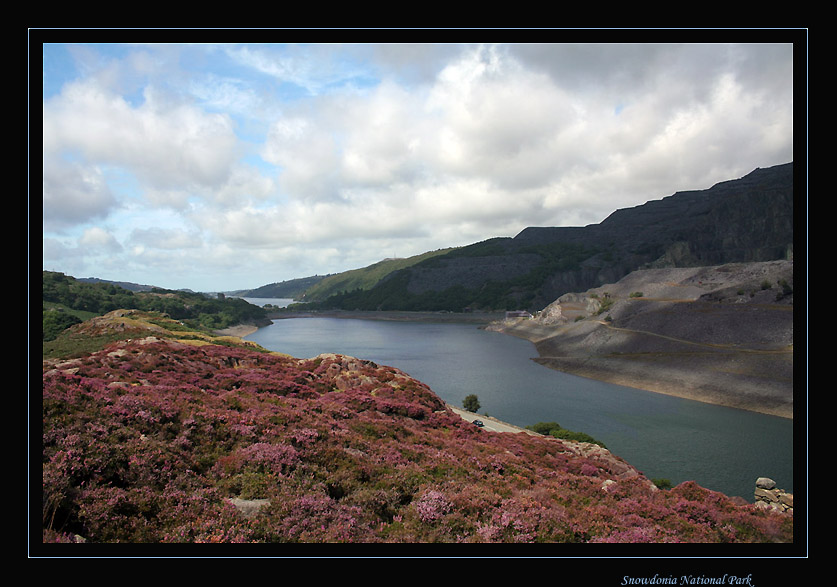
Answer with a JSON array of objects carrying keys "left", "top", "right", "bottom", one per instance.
[
  {"left": 43, "top": 159, "right": 117, "bottom": 231},
  {"left": 39, "top": 41, "right": 797, "bottom": 292},
  {"left": 261, "top": 115, "right": 342, "bottom": 203},
  {"left": 127, "top": 226, "right": 203, "bottom": 250},
  {"left": 425, "top": 45, "right": 586, "bottom": 189},
  {"left": 226, "top": 45, "right": 324, "bottom": 94},
  {"left": 214, "top": 164, "right": 277, "bottom": 206},
  {"left": 43, "top": 80, "right": 239, "bottom": 192},
  {"left": 78, "top": 226, "right": 122, "bottom": 252}
]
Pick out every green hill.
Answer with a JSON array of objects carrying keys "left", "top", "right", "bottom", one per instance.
[
  {"left": 42, "top": 271, "right": 269, "bottom": 355},
  {"left": 239, "top": 275, "right": 329, "bottom": 299},
  {"left": 298, "top": 249, "right": 456, "bottom": 302}
]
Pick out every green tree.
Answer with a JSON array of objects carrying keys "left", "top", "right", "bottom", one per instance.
[
  {"left": 525, "top": 421, "right": 607, "bottom": 448},
  {"left": 42, "top": 310, "right": 81, "bottom": 341},
  {"left": 652, "top": 478, "right": 673, "bottom": 490},
  {"left": 462, "top": 394, "right": 481, "bottom": 413},
  {"left": 526, "top": 421, "right": 562, "bottom": 436}
]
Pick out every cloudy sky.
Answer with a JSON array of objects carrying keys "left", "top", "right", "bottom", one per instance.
[{"left": 40, "top": 36, "right": 796, "bottom": 292}]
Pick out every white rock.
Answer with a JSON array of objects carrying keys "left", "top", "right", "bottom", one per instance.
[{"left": 756, "top": 477, "right": 776, "bottom": 489}]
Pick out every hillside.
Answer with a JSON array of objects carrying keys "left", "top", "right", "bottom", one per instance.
[
  {"left": 77, "top": 277, "right": 158, "bottom": 292},
  {"left": 291, "top": 249, "right": 456, "bottom": 302},
  {"left": 235, "top": 275, "right": 328, "bottom": 299},
  {"left": 40, "top": 310, "right": 793, "bottom": 546},
  {"left": 292, "top": 163, "right": 793, "bottom": 313},
  {"left": 42, "top": 271, "right": 270, "bottom": 351},
  {"left": 489, "top": 260, "right": 794, "bottom": 419}
]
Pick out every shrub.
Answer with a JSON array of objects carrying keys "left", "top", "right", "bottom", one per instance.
[
  {"left": 652, "top": 478, "right": 673, "bottom": 490},
  {"left": 463, "top": 394, "right": 481, "bottom": 413},
  {"left": 596, "top": 294, "right": 614, "bottom": 315},
  {"left": 526, "top": 421, "right": 563, "bottom": 436},
  {"left": 526, "top": 421, "right": 606, "bottom": 448},
  {"left": 43, "top": 310, "right": 82, "bottom": 341}
]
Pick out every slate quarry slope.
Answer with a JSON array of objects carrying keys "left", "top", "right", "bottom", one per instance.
[{"left": 492, "top": 260, "right": 794, "bottom": 418}]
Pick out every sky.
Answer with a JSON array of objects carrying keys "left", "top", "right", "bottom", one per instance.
[{"left": 39, "top": 35, "right": 798, "bottom": 293}]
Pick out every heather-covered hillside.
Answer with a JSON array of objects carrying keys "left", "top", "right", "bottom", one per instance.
[{"left": 40, "top": 311, "right": 793, "bottom": 545}]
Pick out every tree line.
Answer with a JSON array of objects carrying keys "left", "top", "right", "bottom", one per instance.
[{"left": 42, "top": 271, "right": 268, "bottom": 341}]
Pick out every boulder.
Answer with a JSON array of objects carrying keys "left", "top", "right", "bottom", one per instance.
[
  {"left": 753, "top": 477, "right": 792, "bottom": 514},
  {"left": 756, "top": 477, "right": 777, "bottom": 490}
]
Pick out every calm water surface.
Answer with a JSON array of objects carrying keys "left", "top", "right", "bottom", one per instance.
[
  {"left": 238, "top": 297, "right": 296, "bottom": 308},
  {"left": 245, "top": 316, "right": 794, "bottom": 501}
]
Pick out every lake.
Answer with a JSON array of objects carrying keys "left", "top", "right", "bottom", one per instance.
[
  {"left": 237, "top": 297, "right": 296, "bottom": 308},
  {"left": 244, "top": 314, "right": 794, "bottom": 501}
]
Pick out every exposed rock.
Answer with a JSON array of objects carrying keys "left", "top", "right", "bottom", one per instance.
[
  {"left": 228, "top": 498, "right": 271, "bottom": 518},
  {"left": 563, "top": 439, "right": 650, "bottom": 484},
  {"left": 535, "top": 299, "right": 566, "bottom": 325},
  {"left": 69, "top": 310, "right": 171, "bottom": 337},
  {"left": 504, "top": 163, "right": 792, "bottom": 307},
  {"left": 489, "top": 260, "right": 794, "bottom": 418},
  {"left": 756, "top": 476, "right": 777, "bottom": 490},
  {"left": 753, "top": 477, "right": 793, "bottom": 514}
]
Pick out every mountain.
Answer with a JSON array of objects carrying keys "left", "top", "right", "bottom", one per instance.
[
  {"left": 296, "top": 163, "right": 794, "bottom": 313},
  {"left": 236, "top": 275, "right": 329, "bottom": 299},
  {"left": 298, "top": 249, "right": 457, "bottom": 302},
  {"left": 77, "top": 277, "right": 159, "bottom": 292}
]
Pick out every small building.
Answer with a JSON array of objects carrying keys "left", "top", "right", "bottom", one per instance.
[{"left": 505, "top": 310, "right": 533, "bottom": 319}]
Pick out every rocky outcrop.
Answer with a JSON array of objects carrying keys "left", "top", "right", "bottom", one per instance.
[
  {"left": 488, "top": 260, "right": 794, "bottom": 418},
  {"left": 534, "top": 298, "right": 568, "bottom": 325},
  {"left": 754, "top": 477, "right": 793, "bottom": 514},
  {"left": 227, "top": 497, "right": 271, "bottom": 518},
  {"left": 309, "top": 352, "right": 383, "bottom": 392}
]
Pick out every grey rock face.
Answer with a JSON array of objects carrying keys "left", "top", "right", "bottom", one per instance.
[{"left": 753, "top": 477, "right": 793, "bottom": 514}]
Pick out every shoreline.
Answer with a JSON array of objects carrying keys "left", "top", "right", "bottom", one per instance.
[
  {"left": 266, "top": 309, "right": 506, "bottom": 324},
  {"left": 532, "top": 355, "right": 793, "bottom": 420},
  {"left": 492, "top": 319, "right": 793, "bottom": 420},
  {"left": 213, "top": 324, "right": 260, "bottom": 338},
  {"left": 224, "top": 310, "right": 792, "bottom": 420}
]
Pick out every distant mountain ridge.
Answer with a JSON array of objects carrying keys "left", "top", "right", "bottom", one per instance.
[
  {"left": 236, "top": 275, "right": 329, "bottom": 299},
  {"left": 289, "top": 162, "right": 794, "bottom": 312},
  {"left": 77, "top": 277, "right": 159, "bottom": 292},
  {"left": 297, "top": 249, "right": 457, "bottom": 302},
  {"left": 516, "top": 161, "right": 794, "bottom": 262}
]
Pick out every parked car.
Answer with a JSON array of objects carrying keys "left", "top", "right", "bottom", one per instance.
[{"left": 473, "top": 419, "right": 484, "bottom": 427}]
